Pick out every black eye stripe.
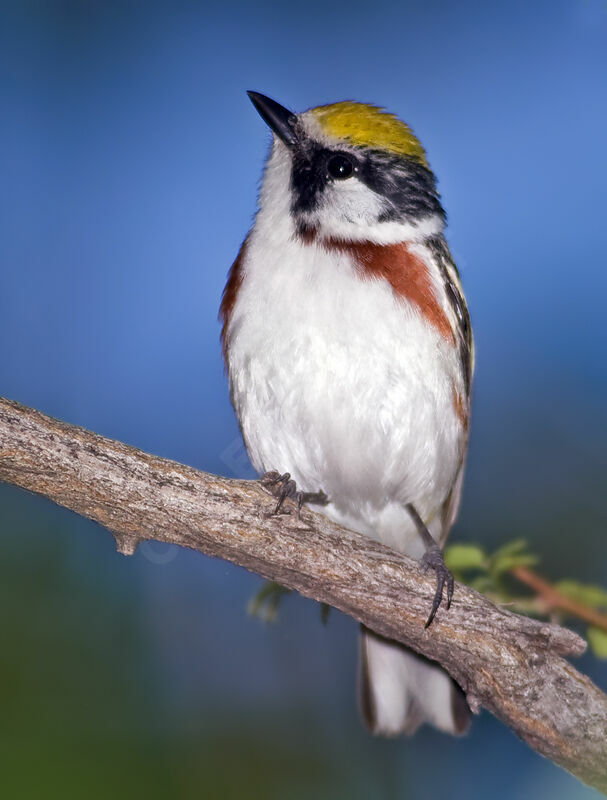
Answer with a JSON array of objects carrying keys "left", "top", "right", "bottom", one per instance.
[
  {"left": 290, "top": 146, "right": 350, "bottom": 213},
  {"left": 358, "top": 149, "right": 445, "bottom": 223},
  {"left": 290, "top": 143, "right": 445, "bottom": 223}
]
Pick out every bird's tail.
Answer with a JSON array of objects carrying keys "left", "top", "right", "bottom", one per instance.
[{"left": 358, "top": 627, "right": 471, "bottom": 736}]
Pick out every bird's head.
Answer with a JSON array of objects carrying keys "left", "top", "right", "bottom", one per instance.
[{"left": 248, "top": 91, "right": 445, "bottom": 245}]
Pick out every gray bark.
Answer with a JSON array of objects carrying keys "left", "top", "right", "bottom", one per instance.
[{"left": 0, "top": 397, "right": 606, "bottom": 791}]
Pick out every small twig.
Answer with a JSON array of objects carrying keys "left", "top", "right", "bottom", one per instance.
[{"left": 512, "top": 565, "right": 607, "bottom": 633}]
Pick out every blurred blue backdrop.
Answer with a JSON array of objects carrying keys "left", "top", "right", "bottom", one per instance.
[{"left": 1, "top": 0, "right": 606, "bottom": 797}]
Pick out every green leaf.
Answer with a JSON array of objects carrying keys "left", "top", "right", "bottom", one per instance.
[
  {"left": 488, "top": 539, "right": 539, "bottom": 577},
  {"left": 491, "top": 538, "right": 531, "bottom": 559},
  {"left": 320, "top": 603, "right": 331, "bottom": 625},
  {"left": 554, "top": 580, "right": 607, "bottom": 609},
  {"left": 469, "top": 575, "right": 496, "bottom": 594},
  {"left": 587, "top": 627, "right": 607, "bottom": 659},
  {"left": 247, "top": 581, "right": 291, "bottom": 623},
  {"left": 444, "top": 544, "right": 486, "bottom": 572},
  {"left": 491, "top": 553, "right": 540, "bottom": 576}
]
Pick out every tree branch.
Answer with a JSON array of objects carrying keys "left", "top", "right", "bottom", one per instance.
[
  {"left": 0, "top": 397, "right": 606, "bottom": 792},
  {"left": 511, "top": 565, "right": 607, "bottom": 633}
]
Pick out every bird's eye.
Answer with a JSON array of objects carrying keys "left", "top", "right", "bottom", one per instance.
[{"left": 327, "top": 154, "right": 354, "bottom": 180}]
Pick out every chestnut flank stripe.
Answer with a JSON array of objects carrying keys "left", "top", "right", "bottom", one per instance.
[{"left": 325, "top": 238, "right": 455, "bottom": 344}]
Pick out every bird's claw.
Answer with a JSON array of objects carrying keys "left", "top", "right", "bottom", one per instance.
[
  {"left": 260, "top": 471, "right": 329, "bottom": 518},
  {"left": 421, "top": 544, "right": 454, "bottom": 628},
  {"left": 261, "top": 471, "right": 297, "bottom": 515}
]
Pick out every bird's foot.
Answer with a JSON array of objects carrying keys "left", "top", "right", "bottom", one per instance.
[
  {"left": 421, "top": 544, "right": 454, "bottom": 629},
  {"left": 260, "top": 471, "right": 329, "bottom": 518}
]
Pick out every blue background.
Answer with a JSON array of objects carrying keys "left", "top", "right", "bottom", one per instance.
[{"left": 1, "top": 1, "right": 606, "bottom": 797}]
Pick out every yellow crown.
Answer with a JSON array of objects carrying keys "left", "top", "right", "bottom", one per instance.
[{"left": 311, "top": 102, "right": 428, "bottom": 167}]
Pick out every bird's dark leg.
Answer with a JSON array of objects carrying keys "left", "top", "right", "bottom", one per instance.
[
  {"left": 260, "top": 471, "right": 329, "bottom": 517},
  {"left": 405, "top": 503, "right": 454, "bottom": 628}
]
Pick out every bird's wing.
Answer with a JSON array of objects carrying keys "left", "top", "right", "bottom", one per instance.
[
  {"left": 426, "top": 236, "right": 474, "bottom": 543},
  {"left": 219, "top": 234, "right": 250, "bottom": 360},
  {"left": 427, "top": 234, "right": 475, "bottom": 398}
]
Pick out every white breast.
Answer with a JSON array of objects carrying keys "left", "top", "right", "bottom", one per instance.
[{"left": 225, "top": 214, "right": 466, "bottom": 559}]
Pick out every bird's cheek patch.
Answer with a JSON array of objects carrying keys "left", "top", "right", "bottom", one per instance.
[{"left": 323, "top": 180, "right": 386, "bottom": 226}]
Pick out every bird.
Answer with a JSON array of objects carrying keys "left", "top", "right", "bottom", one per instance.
[{"left": 220, "top": 91, "right": 474, "bottom": 737}]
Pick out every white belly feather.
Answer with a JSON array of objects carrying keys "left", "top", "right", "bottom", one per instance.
[{"left": 226, "top": 227, "right": 465, "bottom": 560}]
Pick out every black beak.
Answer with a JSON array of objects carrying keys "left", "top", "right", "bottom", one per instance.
[{"left": 247, "top": 91, "right": 299, "bottom": 148}]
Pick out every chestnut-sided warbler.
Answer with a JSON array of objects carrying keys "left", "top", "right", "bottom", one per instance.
[{"left": 220, "top": 92, "right": 474, "bottom": 736}]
